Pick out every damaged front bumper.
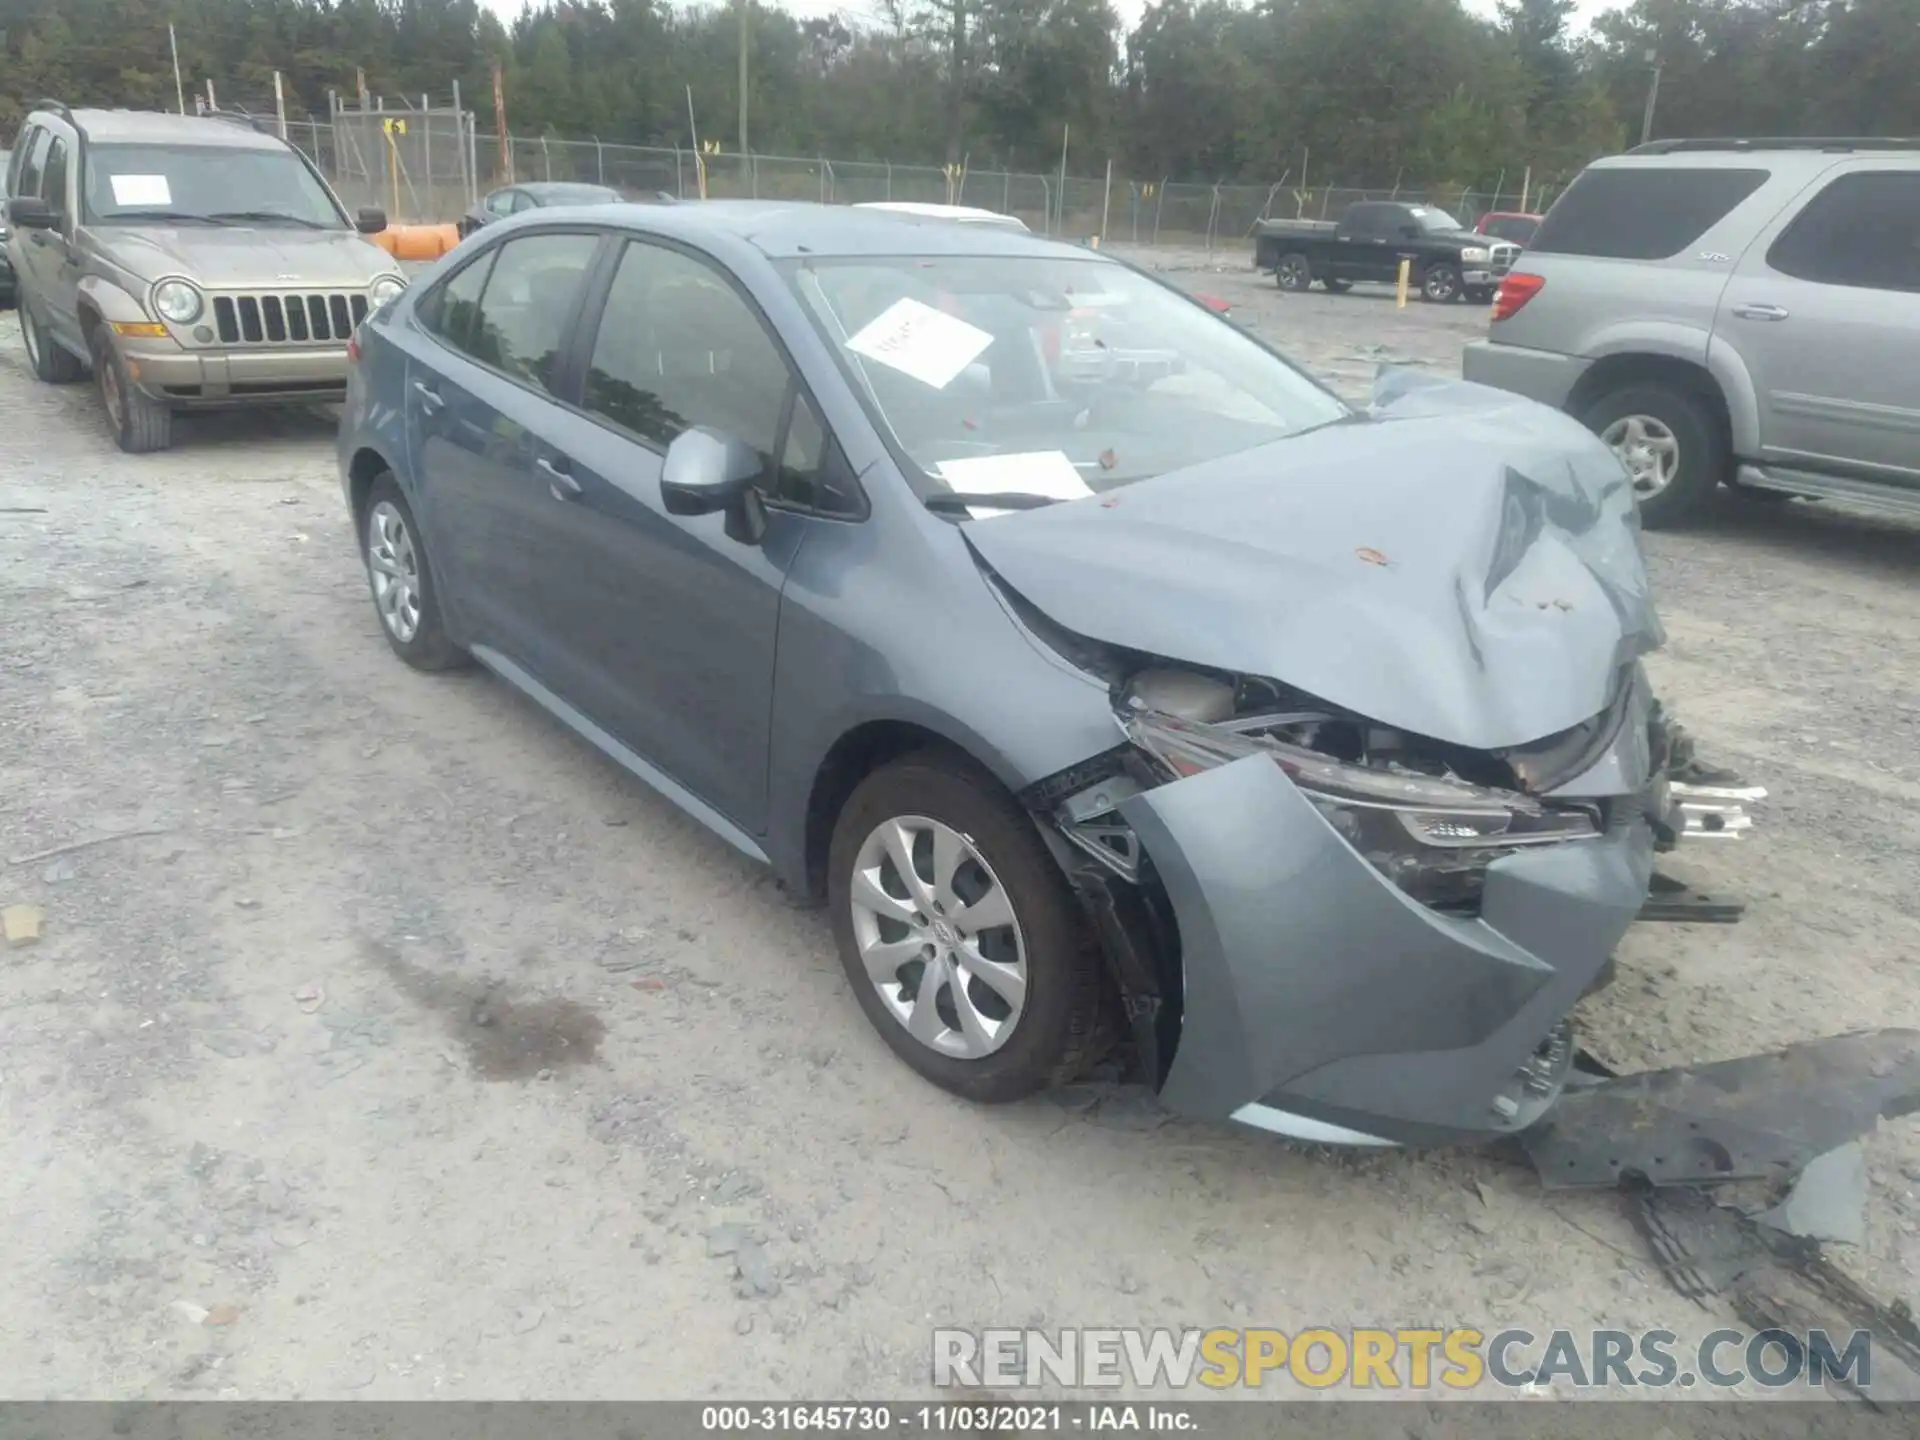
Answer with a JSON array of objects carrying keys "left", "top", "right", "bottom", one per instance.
[{"left": 1117, "top": 752, "right": 1653, "bottom": 1146}]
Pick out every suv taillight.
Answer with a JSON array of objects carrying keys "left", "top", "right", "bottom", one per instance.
[{"left": 1491, "top": 273, "right": 1544, "bottom": 322}]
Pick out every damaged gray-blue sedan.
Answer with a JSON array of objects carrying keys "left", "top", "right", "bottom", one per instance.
[{"left": 336, "top": 200, "right": 1768, "bottom": 1151}]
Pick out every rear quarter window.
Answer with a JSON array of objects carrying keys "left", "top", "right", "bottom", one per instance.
[{"left": 1529, "top": 167, "right": 1770, "bottom": 260}]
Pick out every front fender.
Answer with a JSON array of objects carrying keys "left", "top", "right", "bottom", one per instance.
[{"left": 77, "top": 273, "right": 152, "bottom": 326}]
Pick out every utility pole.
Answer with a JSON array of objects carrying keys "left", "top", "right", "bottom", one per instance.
[
  {"left": 168, "top": 24, "right": 186, "bottom": 115},
  {"left": 737, "top": 0, "right": 750, "bottom": 155},
  {"left": 1640, "top": 48, "right": 1663, "bottom": 146},
  {"left": 492, "top": 57, "right": 512, "bottom": 184},
  {"left": 273, "top": 71, "right": 288, "bottom": 138}
]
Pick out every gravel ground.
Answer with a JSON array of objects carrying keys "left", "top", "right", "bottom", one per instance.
[{"left": 5, "top": 256, "right": 1920, "bottom": 1402}]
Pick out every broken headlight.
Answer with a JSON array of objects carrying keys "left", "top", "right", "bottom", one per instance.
[{"left": 1126, "top": 709, "right": 1598, "bottom": 910}]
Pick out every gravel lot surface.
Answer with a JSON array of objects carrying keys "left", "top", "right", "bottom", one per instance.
[{"left": 5, "top": 251, "right": 1920, "bottom": 1401}]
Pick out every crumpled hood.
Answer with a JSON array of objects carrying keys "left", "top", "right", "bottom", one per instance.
[
  {"left": 91, "top": 226, "right": 398, "bottom": 287},
  {"left": 963, "top": 371, "right": 1663, "bottom": 751}
]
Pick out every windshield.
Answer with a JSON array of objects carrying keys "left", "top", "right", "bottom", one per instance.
[
  {"left": 782, "top": 255, "right": 1349, "bottom": 502},
  {"left": 1409, "top": 206, "right": 1465, "bottom": 233},
  {"left": 83, "top": 144, "right": 345, "bottom": 227}
]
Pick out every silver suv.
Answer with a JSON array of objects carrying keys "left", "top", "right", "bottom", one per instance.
[
  {"left": 4, "top": 104, "right": 407, "bottom": 453},
  {"left": 1462, "top": 139, "right": 1920, "bottom": 527}
]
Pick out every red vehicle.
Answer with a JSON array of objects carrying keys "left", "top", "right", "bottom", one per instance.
[{"left": 1475, "top": 211, "right": 1543, "bottom": 246}]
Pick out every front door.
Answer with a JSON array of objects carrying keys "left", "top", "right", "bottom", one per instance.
[
  {"left": 1715, "top": 166, "right": 1920, "bottom": 488},
  {"left": 527, "top": 237, "right": 821, "bottom": 834}
]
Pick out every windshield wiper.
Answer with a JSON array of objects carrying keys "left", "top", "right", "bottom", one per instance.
[
  {"left": 205, "top": 211, "right": 328, "bottom": 229},
  {"left": 924, "top": 491, "right": 1064, "bottom": 514},
  {"left": 106, "top": 209, "right": 233, "bottom": 226}
]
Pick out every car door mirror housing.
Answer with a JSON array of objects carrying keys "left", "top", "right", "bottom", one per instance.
[
  {"left": 661, "top": 428, "right": 763, "bottom": 518},
  {"left": 8, "top": 196, "right": 57, "bottom": 230},
  {"left": 356, "top": 207, "right": 389, "bottom": 235}
]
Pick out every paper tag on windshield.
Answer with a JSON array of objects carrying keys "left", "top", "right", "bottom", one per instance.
[
  {"left": 936, "top": 452, "right": 1092, "bottom": 518},
  {"left": 110, "top": 175, "right": 172, "bottom": 207},
  {"left": 847, "top": 298, "right": 993, "bottom": 390}
]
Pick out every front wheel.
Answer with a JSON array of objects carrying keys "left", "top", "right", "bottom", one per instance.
[
  {"left": 90, "top": 330, "right": 172, "bottom": 453},
  {"left": 1421, "top": 262, "right": 1463, "bottom": 303},
  {"left": 1274, "top": 252, "right": 1314, "bottom": 292},
  {"left": 828, "top": 751, "right": 1104, "bottom": 1103}
]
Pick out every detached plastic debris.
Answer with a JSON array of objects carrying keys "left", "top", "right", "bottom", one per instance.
[
  {"left": 1753, "top": 1141, "right": 1869, "bottom": 1247},
  {"left": 1519, "top": 1030, "right": 1920, "bottom": 1190}
]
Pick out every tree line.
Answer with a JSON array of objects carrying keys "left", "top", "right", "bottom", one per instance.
[{"left": 3, "top": 0, "right": 1917, "bottom": 190}]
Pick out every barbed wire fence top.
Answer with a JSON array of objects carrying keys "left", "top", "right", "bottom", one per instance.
[{"left": 276, "top": 107, "right": 1562, "bottom": 248}]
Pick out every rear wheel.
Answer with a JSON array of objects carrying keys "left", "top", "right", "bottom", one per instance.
[
  {"left": 21, "top": 301, "right": 85, "bottom": 384},
  {"left": 360, "top": 474, "right": 468, "bottom": 671},
  {"left": 1421, "top": 262, "right": 1463, "bottom": 303},
  {"left": 828, "top": 751, "right": 1103, "bottom": 1103},
  {"left": 1583, "top": 383, "right": 1726, "bottom": 529},
  {"left": 90, "top": 329, "right": 172, "bottom": 453},
  {"left": 1274, "top": 253, "right": 1314, "bottom": 292}
]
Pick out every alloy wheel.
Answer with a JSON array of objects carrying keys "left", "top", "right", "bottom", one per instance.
[
  {"left": 366, "top": 499, "right": 423, "bottom": 643},
  {"left": 1600, "top": 414, "right": 1681, "bottom": 498},
  {"left": 1277, "top": 256, "right": 1312, "bottom": 291},
  {"left": 1424, "top": 267, "right": 1459, "bottom": 302},
  {"left": 848, "top": 815, "right": 1029, "bottom": 1060},
  {"left": 99, "top": 352, "right": 124, "bottom": 429}
]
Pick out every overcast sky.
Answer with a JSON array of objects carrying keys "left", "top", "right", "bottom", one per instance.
[{"left": 481, "top": 0, "right": 1626, "bottom": 36}]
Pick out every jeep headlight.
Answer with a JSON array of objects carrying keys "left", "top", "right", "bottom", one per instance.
[
  {"left": 1461, "top": 246, "right": 1492, "bottom": 264},
  {"left": 151, "top": 279, "right": 203, "bottom": 324},
  {"left": 369, "top": 274, "right": 406, "bottom": 308}
]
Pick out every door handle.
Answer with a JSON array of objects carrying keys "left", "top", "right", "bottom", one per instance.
[
  {"left": 411, "top": 380, "right": 445, "bottom": 412},
  {"left": 537, "top": 455, "right": 581, "bottom": 500},
  {"left": 1732, "top": 303, "right": 1789, "bottom": 322}
]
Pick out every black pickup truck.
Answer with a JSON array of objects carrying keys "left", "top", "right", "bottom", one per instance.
[{"left": 1253, "top": 201, "right": 1519, "bottom": 304}]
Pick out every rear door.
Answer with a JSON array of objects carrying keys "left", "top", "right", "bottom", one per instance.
[
  {"left": 1333, "top": 204, "right": 1401, "bottom": 283},
  {"left": 403, "top": 228, "right": 604, "bottom": 671},
  {"left": 1714, "top": 165, "right": 1920, "bottom": 487},
  {"left": 31, "top": 133, "right": 81, "bottom": 347}
]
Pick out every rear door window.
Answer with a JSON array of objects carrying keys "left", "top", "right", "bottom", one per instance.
[
  {"left": 1766, "top": 172, "right": 1920, "bottom": 294},
  {"left": 1529, "top": 167, "right": 1770, "bottom": 260},
  {"left": 459, "top": 231, "right": 600, "bottom": 394}
]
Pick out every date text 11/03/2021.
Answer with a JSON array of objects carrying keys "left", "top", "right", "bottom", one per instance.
[{"left": 702, "top": 1406, "right": 1195, "bottom": 1431}]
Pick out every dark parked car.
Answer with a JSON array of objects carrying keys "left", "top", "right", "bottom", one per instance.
[
  {"left": 337, "top": 200, "right": 1726, "bottom": 1148},
  {"left": 457, "top": 181, "right": 622, "bottom": 238},
  {"left": 1255, "top": 201, "right": 1520, "bottom": 303}
]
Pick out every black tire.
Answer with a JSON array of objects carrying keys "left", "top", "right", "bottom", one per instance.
[
  {"left": 21, "top": 300, "right": 85, "bottom": 384},
  {"left": 90, "top": 329, "right": 172, "bottom": 453},
  {"left": 827, "top": 749, "right": 1104, "bottom": 1104},
  {"left": 359, "top": 473, "right": 468, "bottom": 671},
  {"left": 1322, "top": 278, "right": 1352, "bottom": 294},
  {"left": 1581, "top": 383, "right": 1727, "bottom": 530},
  {"left": 1420, "top": 262, "right": 1463, "bottom": 303},
  {"left": 1274, "top": 252, "right": 1314, "bottom": 292}
]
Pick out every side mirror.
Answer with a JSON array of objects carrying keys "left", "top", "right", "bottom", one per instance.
[
  {"left": 7, "top": 196, "right": 58, "bottom": 230},
  {"left": 661, "top": 428, "right": 765, "bottom": 535},
  {"left": 355, "top": 207, "right": 388, "bottom": 235}
]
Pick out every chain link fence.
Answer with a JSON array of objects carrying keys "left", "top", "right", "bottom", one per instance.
[{"left": 277, "top": 114, "right": 1563, "bottom": 247}]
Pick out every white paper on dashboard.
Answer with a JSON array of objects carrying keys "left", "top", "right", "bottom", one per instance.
[
  {"left": 846, "top": 298, "right": 994, "bottom": 390},
  {"left": 935, "top": 452, "right": 1094, "bottom": 518},
  {"left": 110, "top": 175, "right": 173, "bottom": 207}
]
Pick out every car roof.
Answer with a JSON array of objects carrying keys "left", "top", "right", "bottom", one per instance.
[
  {"left": 590, "top": 200, "right": 1086, "bottom": 260},
  {"left": 518, "top": 181, "right": 619, "bottom": 198},
  {"left": 51, "top": 109, "right": 289, "bottom": 151},
  {"left": 854, "top": 201, "right": 1027, "bottom": 228},
  {"left": 1589, "top": 145, "right": 1919, "bottom": 179}
]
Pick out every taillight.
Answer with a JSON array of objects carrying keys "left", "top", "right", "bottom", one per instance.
[{"left": 1491, "top": 273, "right": 1544, "bottom": 322}]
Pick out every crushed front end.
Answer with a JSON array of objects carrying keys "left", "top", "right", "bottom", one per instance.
[{"left": 1036, "top": 662, "right": 1745, "bottom": 1147}]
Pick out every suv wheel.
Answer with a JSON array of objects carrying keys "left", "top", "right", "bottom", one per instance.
[
  {"left": 21, "top": 302, "right": 85, "bottom": 384},
  {"left": 1421, "top": 262, "right": 1463, "bottom": 303},
  {"left": 90, "top": 329, "right": 172, "bottom": 454},
  {"left": 1583, "top": 384, "right": 1726, "bottom": 529},
  {"left": 827, "top": 750, "right": 1103, "bottom": 1103}
]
